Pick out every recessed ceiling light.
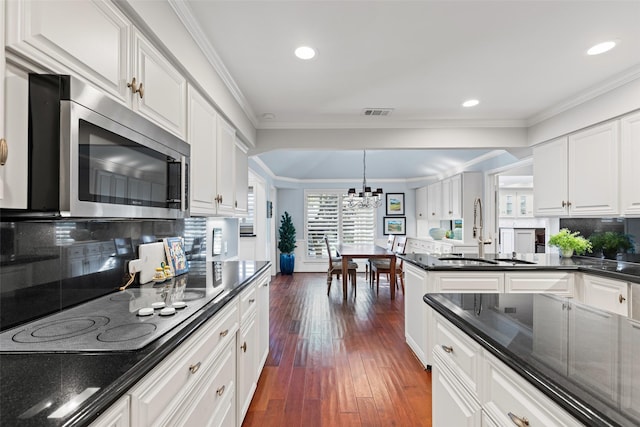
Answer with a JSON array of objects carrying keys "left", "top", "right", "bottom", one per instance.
[
  {"left": 294, "top": 46, "right": 316, "bottom": 60},
  {"left": 462, "top": 99, "right": 479, "bottom": 108},
  {"left": 262, "top": 113, "right": 276, "bottom": 120},
  {"left": 587, "top": 41, "right": 617, "bottom": 55}
]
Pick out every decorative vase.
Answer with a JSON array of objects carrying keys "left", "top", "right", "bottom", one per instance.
[
  {"left": 280, "top": 253, "right": 295, "bottom": 275},
  {"left": 560, "top": 248, "right": 574, "bottom": 258},
  {"left": 602, "top": 249, "right": 618, "bottom": 260}
]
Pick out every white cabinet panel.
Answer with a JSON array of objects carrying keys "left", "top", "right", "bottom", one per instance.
[
  {"left": 583, "top": 274, "right": 629, "bottom": 317},
  {"left": 427, "top": 181, "right": 442, "bottom": 219},
  {"left": 216, "top": 116, "right": 236, "bottom": 215},
  {"left": 621, "top": 111, "right": 640, "bottom": 216},
  {"left": 257, "top": 271, "right": 270, "bottom": 371},
  {"left": 431, "top": 272, "right": 504, "bottom": 293},
  {"left": 0, "top": 65, "right": 29, "bottom": 208},
  {"left": 513, "top": 229, "right": 535, "bottom": 254},
  {"left": 433, "top": 354, "right": 481, "bottom": 427},
  {"left": 505, "top": 272, "right": 573, "bottom": 296},
  {"left": 237, "top": 312, "right": 258, "bottom": 423},
  {"left": 621, "top": 318, "right": 640, "bottom": 421},
  {"left": 533, "top": 137, "right": 569, "bottom": 216},
  {"left": 235, "top": 139, "right": 248, "bottom": 214},
  {"left": 6, "top": 0, "right": 131, "bottom": 103},
  {"left": 415, "top": 186, "right": 428, "bottom": 219},
  {"left": 532, "top": 294, "right": 568, "bottom": 375},
  {"left": 89, "top": 396, "right": 130, "bottom": 427},
  {"left": 442, "top": 174, "right": 462, "bottom": 219},
  {"left": 132, "top": 31, "right": 187, "bottom": 138},
  {"left": 404, "top": 262, "right": 429, "bottom": 368}
]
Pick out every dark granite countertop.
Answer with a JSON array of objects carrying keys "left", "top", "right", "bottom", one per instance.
[
  {"left": 425, "top": 292, "right": 639, "bottom": 427},
  {"left": 0, "top": 260, "right": 271, "bottom": 427},
  {"left": 400, "top": 252, "right": 640, "bottom": 285}
]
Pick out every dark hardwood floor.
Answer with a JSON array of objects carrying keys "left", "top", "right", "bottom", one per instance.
[{"left": 243, "top": 272, "right": 432, "bottom": 427}]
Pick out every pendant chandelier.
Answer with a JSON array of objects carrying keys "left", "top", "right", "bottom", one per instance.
[{"left": 345, "top": 150, "right": 383, "bottom": 209}]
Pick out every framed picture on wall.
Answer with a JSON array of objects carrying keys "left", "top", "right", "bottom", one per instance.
[
  {"left": 383, "top": 217, "right": 406, "bottom": 235},
  {"left": 385, "top": 193, "right": 405, "bottom": 215}
]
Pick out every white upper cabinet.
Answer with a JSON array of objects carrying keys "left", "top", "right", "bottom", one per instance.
[
  {"left": 234, "top": 139, "right": 248, "bottom": 215},
  {"left": 415, "top": 186, "right": 428, "bottom": 220},
  {"left": 131, "top": 30, "right": 187, "bottom": 139},
  {"left": 6, "top": 0, "right": 131, "bottom": 103},
  {"left": 427, "top": 181, "right": 442, "bottom": 220},
  {"left": 216, "top": 116, "right": 236, "bottom": 216},
  {"left": 6, "top": 1, "right": 187, "bottom": 139},
  {"left": 621, "top": 111, "right": 640, "bottom": 216},
  {"left": 534, "top": 121, "right": 620, "bottom": 217},
  {"left": 188, "top": 86, "right": 218, "bottom": 215},
  {"left": 442, "top": 174, "right": 461, "bottom": 219}
]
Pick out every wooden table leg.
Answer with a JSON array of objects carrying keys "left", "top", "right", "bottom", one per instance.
[
  {"left": 389, "top": 255, "right": 396, "bottom": 300},
  {"left": 342, "top": 256, "right": 348, "bottom": 300}
]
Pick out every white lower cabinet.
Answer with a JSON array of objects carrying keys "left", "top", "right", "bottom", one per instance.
[
  {"left": 433, "top": 351, "right": 481, "bottom": 427},
  {"left": 237, "top": 310, "right": 258, "bottom": 421},
  {"left": 404, "top": 262, "right": 429, "bottom": 368},
  {"left": 582, "top": 274, "right": 629, "bottom": 317},
  {"left": 505, "top": 272, "right": 574, "bottom": 296},
  {"left": 430, "top": 272, "right": 504, "bottom": 293},
  {"left": 90, "top": 396, "right": 130, "bottom": 427},
  {"left": 621, "top": 318, "right": 640, "bottom": 421},
  {"left": 257, "top": 271, "right": 271, "bottom": 372},
  {"left": 532, "top": 294, "right": 568, "bottom": 374}
]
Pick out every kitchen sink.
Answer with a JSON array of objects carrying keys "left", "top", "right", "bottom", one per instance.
[
  {"left": 438, "top": 257, "right": 499, "bottom": 265},
  {"left": 494, "top": 258, "right": 537, "bottom": 265}
]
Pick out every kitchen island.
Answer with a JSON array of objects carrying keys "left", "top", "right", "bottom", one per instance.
[
  {"left": 425, "top": 292, "right": 639, "bottom": 427},
  {"left": 0, "top": 260, "right": 271, "bottom": 427}
]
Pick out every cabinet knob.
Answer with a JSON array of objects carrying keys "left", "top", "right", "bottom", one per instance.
[
  {"left": 0, "top": 138, "right": 7, "bottom": 165},
  {"left": 216, "top": 384, "right": 226, "bottom": 397},
  {"left": 219, "top": 329, "right": 229, "bottom": 337},
  {"left": 241, "top": 341, "right": 247, "bottom": 353},
  {"left": 188, "top": 361, "right": 201, "bottom": 374},
  {"left": 441, "top": 345, "right": 453, "bottom": 353},
  {"left": 561, "top": 200, "right": 566, "bottom": 208},
  {"left": 127, "top": 77, "right": 144, "bottom": 98},
  {"left": 620, "top": 294, "right": 627, "bottom": 304},
  {"left": 508, "top": 412, "right": 530, "bottom": 427},
  {"left": 137, "top": 82, "right": 144, "bottom": 99},
  {"left": 249, "top": 298, "right": 255, "bottom": 304}
]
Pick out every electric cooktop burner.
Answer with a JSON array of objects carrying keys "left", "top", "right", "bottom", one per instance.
[{"left": 0, "top": 273, "right": 225, "bottom": 352}]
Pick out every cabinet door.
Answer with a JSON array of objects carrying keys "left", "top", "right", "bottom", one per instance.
[
  {"left": 237, "top": 313, "right": 258, "bottom": 423},
  {"left": 568, "top": 121, "right": 619, "bottom": 216},
  {"left": 532, "top": 294, "right": 568, "bottom": 375},
  {"left": 431, "top": 272, "right": 504, "bottom": 293},
  {"left": 6, "top": 0, "right": 131, "bottom": 104},
  {"left": 234, "top": 139, "right": 248, "bottom": 214},
  {"left": 621, "top": 111, "right": 640, "bottom": 216},
  {"left": 89, "top": 396, "right": 130, "bottom": 427},
  {"left": 533, "top": 137, "right": 569, "bottom": 216},
  {"left": 516, "top": 191, "right": 533, "bottom": 217},
  {"left": 188, "top": 86, "right": 218, "bottom": 215},
  {"left": 621, "top": 318, "right": 640, "bottom": 421},
  {"left": 583, "top": 274, "right": 628, "bottom": 317},
  {"left": 449, "top": 174, "right": 462, "bottom": 218},
  {"left": 427, "top": 181, "right": 442, "bottom": 219},
  {"left": 257, "top": 273, "right": 270, "bottom": 372},
  {"left": 0, "top": 65, "right": 29, "bottom": 209},
  {"left": 216, "top": 116, "right": 236, "bottom": 215},
  {"left": 442, "top": 178, "right": 452, "bottom": 219},
  {"left": 433, "top": 355, "right": 481, "bottom": 427},
  {"left": 415, "top": 186, "right": 428, "bottom": 219},
  {"left": 499, "top": 191, "right": 515, "bottom": 217},
  {"left": 568, "top": 302, "right": 618, "bottom": 401},
  {"left": 404, "top": 263, "right": 429, "bottom": 368},
  {"left": 132, "top": 30, "right": 187, "bottom": 138},
  {"left": 499, "top": 228, "right": 514, "bottom": 254}
]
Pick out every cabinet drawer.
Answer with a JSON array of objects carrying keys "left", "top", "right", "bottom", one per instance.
[
  {"left": 583, "top": 274, "right": 629, "bottom": 317},
  {"left": 433, "top": 313, "right": 481, "bottom": 396},
  {"left": 483, "top": 352, "right": 582, "bottom": 427},
  {"left": 431, "top": 272, "right": 504, "bottom": 293},
  {"left": 239, "top": 282, "right": 258, "bottom": 321},
  {"left": 129, "top": 300, "right": 238, "bottom": 426},
  {"left": 167, "top": 341, "right": 236, "bottom": 427},
  {"left": 505, "top": 272, "right": 574, "bottom": 296}
]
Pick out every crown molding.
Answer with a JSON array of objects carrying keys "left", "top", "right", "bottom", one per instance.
[
  {"left": 257, "top": 118, "right": 527, "bottom": 130},
  {"left": 527, "top": 64, "right": 640, "bottom": 127},
  {"left": 168, "top": 0, "right": 259, "bottom": 128}
]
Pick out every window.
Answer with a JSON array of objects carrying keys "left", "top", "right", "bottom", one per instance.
[{"left": 305, "top": 190, "right": 375, "bottom": 258}]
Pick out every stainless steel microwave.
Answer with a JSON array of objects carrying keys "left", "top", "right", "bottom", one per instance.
[{"left": 22, "top": 74, "right": 189, "bottom": 219}]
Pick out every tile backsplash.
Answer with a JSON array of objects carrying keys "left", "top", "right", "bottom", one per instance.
[{"left": 0, "top": 218, "right": 221, "bottom": 332}]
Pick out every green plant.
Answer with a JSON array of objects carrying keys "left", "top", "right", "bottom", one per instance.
[
  {"left": 278, "top": 211, "right": 297, "bottom": 254},
  {"left": 588, "top": 231, "right": 634, "bottom": 254},
  {"left": 548, "top": 229, "right": 592, "bottom": 255}
]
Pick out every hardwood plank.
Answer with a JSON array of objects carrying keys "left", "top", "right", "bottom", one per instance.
[{"left": 242, "top": 272, "right": 432, "bottom": 427}]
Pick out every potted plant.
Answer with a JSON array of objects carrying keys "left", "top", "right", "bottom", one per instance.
[
  {"left": 588, "top": 231, "right": 634, "bottom": 259},
  {"left": 278, "top": 211, "right": 297, "bottom": 274},
  {"left": 548, "top": 228, "right": 592, "bottom": 258}
]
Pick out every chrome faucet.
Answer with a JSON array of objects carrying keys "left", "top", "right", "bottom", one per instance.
[{"left": 473, "top": 198, "right": 492, "bottom": 257}]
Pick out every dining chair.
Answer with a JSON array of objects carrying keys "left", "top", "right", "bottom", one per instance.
[
  {"left": 368, "top": 235, "right": 396, "bottom": 287},
  {"left": 370, "top": 236, "right": 407, "bottom": 295},
  {"left": 324, "top": 236, "right": 358, "bottom": 296}
]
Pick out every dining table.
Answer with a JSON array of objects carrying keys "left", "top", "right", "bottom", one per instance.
[{"left": 336, "top": 243, "right": 397, "bottom": 300}]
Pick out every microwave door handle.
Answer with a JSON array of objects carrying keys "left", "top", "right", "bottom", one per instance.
[{"left": 180, "top": 155, "right": 187, "bottom": 212}]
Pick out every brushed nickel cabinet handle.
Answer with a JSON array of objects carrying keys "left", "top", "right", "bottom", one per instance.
[
  {"left": 249, "top": 298, "right": 256, "bottom": 304},
  {"left": 127, "top": 77, "right": 138, "bottom": 93},
  {"left": 216, "top": 384, "right": 226, "bottom": 396},
  {"left": 241, "top": 341, "right": 247, "bottom": 353},
  {"left": 508, "top": 412, "right": 529, "bottom": 427},
  {"left": 442, "top": 345, "right": 453, "bottom": 353},
  {"left": 0, "top": 138, "right": 7, "bottom": 165},
  {"left": 561, "top": 200, "right": 566, "bottom": 208},
  {"left": 220, "top": 329, "right": 229, "bottom": 337},
  {"left": 189, "top": 361, "right": 201, "bottom": 374},
  {"left": 137, "top": 82, "right": 144, "bottom": 98},
  {"left": 620, "top": 294, "right": 627, "bottom": 304},
  {"left": 262, "top": 282, "right": 269, "bottom": 287}
]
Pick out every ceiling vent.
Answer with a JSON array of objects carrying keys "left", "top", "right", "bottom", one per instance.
[{"left": 362, "top": 108, "right": 394, "bottom": 117}]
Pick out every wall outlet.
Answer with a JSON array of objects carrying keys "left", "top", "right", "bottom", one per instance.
[{"left": 504, "top": 307, "right": 516, "bottom": 314}]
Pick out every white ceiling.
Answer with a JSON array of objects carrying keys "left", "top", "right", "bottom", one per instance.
[{"left": 181, "top": 0, "right": 640, "bottom": 180}]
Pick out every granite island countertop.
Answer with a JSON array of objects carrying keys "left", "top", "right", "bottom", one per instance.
[
  {"left": 400, "top": 252, "right": 640, "bottom": 285},
  {"left": 425, "top": 292, "right": 639, "bottom": 427},
  {"left": 0, "top": 260, "right": 271, "bottom": 427}
]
